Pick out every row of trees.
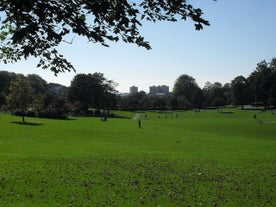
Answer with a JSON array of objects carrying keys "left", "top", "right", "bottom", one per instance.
[
  {"left": 119, "top": 58, "right": 276, "bottom": 110},
  {"left": 0, "top": 72, "right": 118, "bottom": 120},
  {"left": 0, "top": 58, "right": 275, "bottom": 120}
]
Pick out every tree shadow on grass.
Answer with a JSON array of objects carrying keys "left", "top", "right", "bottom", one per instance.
[
  {"left": 11, "top": 121, "right": 43, "bottom": 126},
  {"left": 219, "top": 111, "right": 234, "bottom": 114}
]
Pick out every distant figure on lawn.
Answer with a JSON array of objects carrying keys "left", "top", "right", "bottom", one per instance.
[{"left": 138, "top": 118, "right": 142, "bottom": 128}]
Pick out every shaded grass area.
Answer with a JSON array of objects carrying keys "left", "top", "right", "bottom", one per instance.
[
  {"left": 0, "top": 110, "right": 275, "bottom": 206},
  {"left": 11, "top": 121, "right": 43, "bottom": 126}
]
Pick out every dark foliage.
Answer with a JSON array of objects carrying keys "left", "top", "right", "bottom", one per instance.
[{"left": 0, "top": 0, "right": 213, "bottom": 74}]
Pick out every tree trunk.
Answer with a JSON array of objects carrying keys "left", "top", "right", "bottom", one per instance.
[{"left": 21, "top": 106, "right": 25, "bottom": 122}]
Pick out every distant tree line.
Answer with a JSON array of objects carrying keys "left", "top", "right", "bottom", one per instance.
[
  {"left": 119, "top": 58, "right": 276, "bottom": 110},
  {"left": 0, "top": 58, "right": 275, "bottom": 120}
]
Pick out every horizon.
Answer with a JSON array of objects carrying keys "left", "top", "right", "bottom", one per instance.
[{"left": 0, "top": 68, "right": 256, "bottom": 94}]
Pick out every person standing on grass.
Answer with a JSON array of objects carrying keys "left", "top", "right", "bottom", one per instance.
[
  {"left": 138, "top": 118, "right": 142, "bottom": 128},
  {"left": 133, "top": 113, "right": 142, "bottom": 128}
]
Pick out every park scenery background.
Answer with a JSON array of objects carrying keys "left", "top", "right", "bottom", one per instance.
[
  {"left": 0, "top": 109, "right": 275, "bottom": 206},
  {"left": 0, "top": 1, "right": 275, "bottom": 206},
  {"left": 0, "top": 57, "right": 276, "bottom": 121},
  {"left": 0, "top": 57, "right": 276, "bottom": 206}
]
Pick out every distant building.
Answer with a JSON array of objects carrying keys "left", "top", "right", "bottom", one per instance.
[
  {"left": 149, "top": 85, "right": 169, "bottom": 96},
  {"left": 129, "top": 86, "right": 138, "bottom": 95}
]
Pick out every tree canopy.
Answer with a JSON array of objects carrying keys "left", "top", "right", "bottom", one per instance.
[
  {"left": 231, "top": 76, "right": 249, "bottom": 107},
  {"left": 248, "top": 59, "right": 276, "bottom": 108},
  {"left": 173, "top": 74, "right": 199, "bottom": 102},
  {"left": 68, "top": 73, "right": 117, "bottom": 113},
  {"left": 0, "top": 0, "right": 214, "bottom": 74}
]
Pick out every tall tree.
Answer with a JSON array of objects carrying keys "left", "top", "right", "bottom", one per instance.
[
  {"left": 203, "top": 82, "right": 226, "bottom": 107},
  {"left": 222, "top": 83, "right": 232, "bottom": 105},
  {"left": 202, "top": 81, "right": 213, "bottom": 106},
  {"left": 231, "top": 76, "right": 249, "bottom": 108},
  {"left": 248, "top": 60, "right": 273, "bottom": 108},
  {"left": 7, "top": 76, "right": 34, "bottom": 122},
  {"left": 173, "top": 74, "right": 199, "bottom": 105},
  {"left": 68, "top": 74, "right": 91, "bottom": 112},
  {"left": 0, "top": 0, "right": 213, "bottom": 74},
  {"left": 68, "top": 73, "right": 117, "bottom": 113},
  {"left": 191, "top": 87, "right": 205, "bottom": 109},
  {"left": 210, "top": 82, "right": 226, "bottom": 107}
]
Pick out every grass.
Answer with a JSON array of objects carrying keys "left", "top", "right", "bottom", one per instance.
[{"left": 0, "top": 109, "right": 275, "bottom": 206}]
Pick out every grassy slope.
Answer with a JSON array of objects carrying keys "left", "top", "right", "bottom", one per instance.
[{"left": 0, "top": 110, "right": 275, "bottom": 206}]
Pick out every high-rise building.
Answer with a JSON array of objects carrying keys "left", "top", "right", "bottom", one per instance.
[
  {"left": 129, "top": 86, "right": 138, "bottom": 95},
  {"left": 149, "top": 85, "right": 169, "bottom": 95}
]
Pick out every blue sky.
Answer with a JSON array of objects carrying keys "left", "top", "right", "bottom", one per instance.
[{"left": 0, "top": 0, "right": 275, "bottom": 93}]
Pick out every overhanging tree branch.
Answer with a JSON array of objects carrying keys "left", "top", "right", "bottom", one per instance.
[{"left": 0, "top": 0, "right": 215, "bottom": 74}]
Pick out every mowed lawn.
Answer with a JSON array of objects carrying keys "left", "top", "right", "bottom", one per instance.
[{"left": 0, "top": 109, "right": 275, "bottom": 206}]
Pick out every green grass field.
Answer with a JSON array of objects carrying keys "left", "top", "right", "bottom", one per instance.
[{"left": 0, "top": 109, "right": 275, "bottom": 206}]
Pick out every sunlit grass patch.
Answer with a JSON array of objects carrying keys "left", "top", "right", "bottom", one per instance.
[{"left": 0, "top": 110, "right": 275, "bottom": 206}]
